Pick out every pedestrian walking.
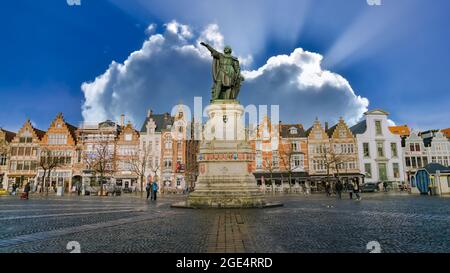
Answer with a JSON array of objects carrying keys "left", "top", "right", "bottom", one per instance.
[
  {"left": 145, "top": 181, "right": 151, "bottom": 199},
  {"left": 22, "top": 182, "right": 31, "bottom": 200},
  {"left": 151, "top": 180, "right": 159, "bottom": 201},
  {"left": 325, "top": 182, "right": 331, "bottom": 197},
  {"left": 383, "top": 181, "right": 388, "bottom": 192},
  {"left": 335, "top": 179, "right": 343, "bottom": 199},
  {"left": 428, "top": 183, "right": 433, "bottom": 196},
  {"left": 353, "top": 181, "right": 361, "bottom": 201},
  {"left": 347, "top": 182, "right": 354, "bottom": 199},
  {"left": 11, "top": 183, "right": 17, "bottom": 196}
]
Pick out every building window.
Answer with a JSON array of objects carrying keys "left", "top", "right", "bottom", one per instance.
[
  {"left": 289, "top": 127, "right": 298, "bottom": 135},
  {"left": 377, "top": 142, "right": 384, "bottom": 158},
  {"left": 164, "top": 159, "right": 172, "bottom": 169},
  {"left": 124, "top": 134, "right": 132, "bottom": 141},
  {"left": 415, "top": 143, "right": 420, "bottom": 152},
  {"left": 375, "top": 120, "right": 382, "bottom": 135},
  {"left": 315, "top": 131, "right": 321, "bottom": 139},
  {"left": 411, "top": 157, "right": 417, "bottom": 168},
  {"left": 256, "top": 154, "right": 262, "bottom": 169},
  {"left": 17, "top": 161, "right": 24, "bottom": 171},
  {"left": 10, "top": 161, "right": 17, "bottom": 171},
  {"left": 405, "top": 157, "right": 411, "bottom": 167},
  {"left": 391, "top": 143, "right": 398, "bottom": 157},
  {"left": 363, "top": 143, "right": 370, "bottom": 157},
  {"left": 339, "top": 129, "right": 346, "bottom": 138},
  {"left": 291, "top": 155, "right": 303, "bottom": 169},
  {"left": 393, "top": 163, "right": 400, "bottom": 178},
  {"left": 165, "top": 140, "right": 172, "bottom": 150},
  {"left": 364, "top": 163, "right": 372, "bottom": 178},
  {"left": 19, "top": 137, "right": 33, "bottom": 143},
  {"left": 272, "top": 155, "right": 279, "bottom": 167},
  {"left": 0, "top": 154, "right": 7, "bottom": 165},
  {"left": 48, "top": 134, "right": 67, "bottom": 145},
  {"left": 291, "top": 141, "right": 300, "bottom": 152}
]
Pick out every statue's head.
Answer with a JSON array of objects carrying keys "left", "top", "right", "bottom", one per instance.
[{"left": 224, "top": 46, "right": 232, "bottom": 55}]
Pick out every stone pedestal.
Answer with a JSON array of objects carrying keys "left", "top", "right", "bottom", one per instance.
[{"left": 179, "top": 100, "right": 277, "bottom": 208}]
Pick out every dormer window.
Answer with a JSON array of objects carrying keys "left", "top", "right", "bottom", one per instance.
[
  {"left": 289, "top": 127, "right": 298, "bottom": 135},
  {"left": 375, "top": 120, "right": 383, "bottom": 135}
]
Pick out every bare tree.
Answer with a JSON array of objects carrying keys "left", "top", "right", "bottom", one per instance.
[
  {"left": 129, "top": 144, "right": 151, "bottom": 197},
  {"left": 83, "top": 140, "right": 115, "bottom": 196},
  {"left": 262, "top": 156, "right": 277, "bottom": 192},
  {"left": 317, "top": 144, "right": 351, "bottom": 189},
  {"left": 38, "top": 148, "right": 63, "bottom": 195},
  {"left": 279, "top": 141, "right": 297, "bottom": 193},
  {"left": 149, "top": 161, "right": 160, "bottom": 188}
]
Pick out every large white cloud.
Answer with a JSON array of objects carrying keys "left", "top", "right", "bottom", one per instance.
[{"left": 81, "top": 22, "right": 369, "bottom": 128}]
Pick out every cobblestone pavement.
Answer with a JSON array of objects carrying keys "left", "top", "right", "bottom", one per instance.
[{"left": 0, "top": 192, "right": 449, "bottom": 253}]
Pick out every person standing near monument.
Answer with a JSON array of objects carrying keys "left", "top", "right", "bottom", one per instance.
[
  {"left": 353, "top": 180, "right": 361, "bottom": 201},
  {"left": 347, "top": 181, "right": 354, "bottom": 200},
  {"left": 145, "top": 180, "right": 151, "bottom": 200},
  {"left": 151, "top": 179, "right": 159, "bottom": 201},
  {"left": 335, "top": 179, "right": 343, "bottom": 199}
]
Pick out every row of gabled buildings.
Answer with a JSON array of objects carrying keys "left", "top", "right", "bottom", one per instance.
[
  {"left": 0, "top": 107, "right": 192, "bottom": 194},
  {"left": 1, "top": 107, "right": 449, "bottom": 194},
  {"left": 249, "top": 109, "right": 450, "bottom": 194},
  {"left": 249, "top": 109, "right": 402, "bottom": 192}
]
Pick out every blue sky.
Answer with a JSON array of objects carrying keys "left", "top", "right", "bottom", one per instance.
[{"left": 1, "top": 0, "right": 449, "bottom": 131}]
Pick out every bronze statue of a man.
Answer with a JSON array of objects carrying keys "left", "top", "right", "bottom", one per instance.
[{"left": 200, "top": 42, "right": 244, "bottom": 102}]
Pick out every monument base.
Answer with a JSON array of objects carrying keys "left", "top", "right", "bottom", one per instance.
[{"left": 177, "top": 101, "right": 281, "bottom": 209}]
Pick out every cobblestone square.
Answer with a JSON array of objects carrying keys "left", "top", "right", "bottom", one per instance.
[{"left": 0, "top": 193, "right": 449, "bottom": 253}]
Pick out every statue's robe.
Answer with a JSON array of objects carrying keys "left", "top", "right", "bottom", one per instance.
[{"left": 212, "top": 54, "right": 239, "bottom": 88}]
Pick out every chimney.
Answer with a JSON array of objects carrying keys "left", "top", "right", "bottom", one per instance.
[
  {"left": 120, "top": 114, "right": 125, "bottom": 127},
  {"left": 325, "top": 122, "right": 329, "bottom": 131}
]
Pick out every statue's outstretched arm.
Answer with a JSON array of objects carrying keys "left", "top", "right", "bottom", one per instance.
[{"left": 200, "top": 42, "right": 220, "bottom": 57}]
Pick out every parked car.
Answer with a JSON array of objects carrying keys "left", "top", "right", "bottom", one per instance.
[{"left": 361, "top": 182, "right": 381, "bottom": 193}]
